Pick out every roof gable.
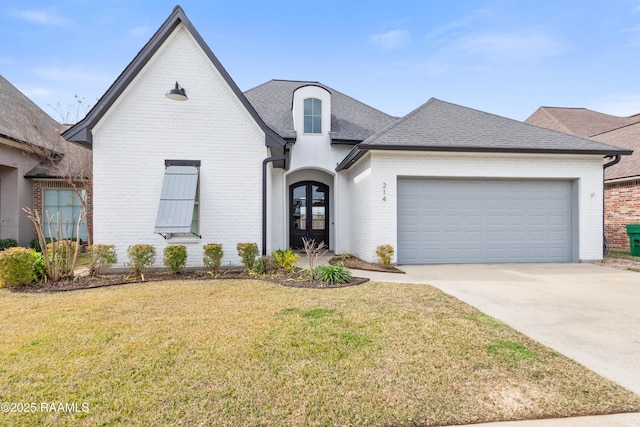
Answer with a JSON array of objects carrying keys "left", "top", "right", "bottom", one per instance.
[
  {"left": 244, "top": 79, "right": 397, "bottom": 143},
  {"left": 63, "top": 6, "right": 285, "bottom": 151}
]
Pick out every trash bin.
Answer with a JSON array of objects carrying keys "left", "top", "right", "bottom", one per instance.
[{"left": 625, "top": 224, "right": 640, "bottom": 256}]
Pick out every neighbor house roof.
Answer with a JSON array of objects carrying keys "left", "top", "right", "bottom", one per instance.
[
  {"left": 338, "top": 98, "right": 631, "bottom": 170},
  {"left": 526, "top": 106, "right": 640, "bottom": 138},
  {"left": 244, "top": 79, "right": 397, "bottom": 143},
  {"left": 526, "top": 106, "right": 640, "bottom": 181},
  {"left": 0, "top": 74, "right": 63, "bottom": 155},
  {"left": 63, "top": 5, "right": 287, "bottom": 157}
]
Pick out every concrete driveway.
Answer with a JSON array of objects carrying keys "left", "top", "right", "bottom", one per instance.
[{"left": 396, "top": 263, "right": 640, "bottom": 396}]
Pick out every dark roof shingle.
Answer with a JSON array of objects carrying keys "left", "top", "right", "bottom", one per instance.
[
  {"left": 361, "top": 98, "right": 630, "bottom": 153},
  {"left": 244, "top": 79, "right": 397, "bottom": 143}
]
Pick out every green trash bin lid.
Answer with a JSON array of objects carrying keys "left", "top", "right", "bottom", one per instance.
[{"left": 626, "top": 224, "right": 640, "bottom": 234}]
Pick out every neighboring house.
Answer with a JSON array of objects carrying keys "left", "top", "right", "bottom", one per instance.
[
  {"left": 64, "top": 6, "right": 629, "bottom": 266},
  {"left": 526, "top": 107, "right": 640, "bottom": 250},
  {"left": 0, "top": 75, "right": 92, "bottom": 246}
]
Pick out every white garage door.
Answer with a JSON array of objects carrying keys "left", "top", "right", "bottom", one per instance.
[{"left": 397, "top": 178, "right": 573, "bottom": 264}]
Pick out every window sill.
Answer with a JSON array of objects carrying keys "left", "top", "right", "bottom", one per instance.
[{"left": 164, "top": 237, "right": 201, "bottom": 244}]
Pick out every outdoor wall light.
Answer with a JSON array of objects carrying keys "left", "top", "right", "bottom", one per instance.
[{"left": 165, "top": 81, "right": 188, "bottom": 101}]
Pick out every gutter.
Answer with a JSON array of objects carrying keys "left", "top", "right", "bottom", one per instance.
[
  {"left": 262, "top": 145, "right": 292, "bottom": 255},
  {"left": 602, "top": 154, "right": 623, "bottom": 256},
  {"left": 603, "top": 155, "right": 621, "bottom": 169}
]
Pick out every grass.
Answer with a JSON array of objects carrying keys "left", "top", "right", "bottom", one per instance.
[
  {"left": 1, "top": 280, "right": 639, "bottom": 426},
  {"left": 606, "top": 250, "right": 638, "bottom": 261}
]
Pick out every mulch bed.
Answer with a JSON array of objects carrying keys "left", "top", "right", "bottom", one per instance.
[
  {"left": 7, "top": 268, "right": 369, "bottom": 293},
  {"left": 329, "top": 255, "right": 405, "bottom": 273}
]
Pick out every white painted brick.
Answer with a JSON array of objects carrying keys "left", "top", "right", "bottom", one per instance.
[
  {"left": 92, "top": 25, "right": 265, "bottom": 268},
  {"left": 348, "top": 151, "right": 605, "bottom": 263}
]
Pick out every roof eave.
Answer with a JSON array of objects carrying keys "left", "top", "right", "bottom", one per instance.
[
  {"left": 360, "top": 144, "right": 633, "bottom": 156},
  {"left": 336, "top": 144, "right": 632, "bottom": 171}
]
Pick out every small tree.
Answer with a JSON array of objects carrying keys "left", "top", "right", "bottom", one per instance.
[
  {"left": 14, "top": 106, "right": 93, "bottom": 245},
  {"left": 302, "top": 237, "right": 328, "bottom": 280},
  {"left": 23, "top": 207, "right": 84, "bottom": 281}
]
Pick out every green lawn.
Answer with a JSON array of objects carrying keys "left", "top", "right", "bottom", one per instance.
[{"left": 1, "top": 280, "right": 638, "bottom": 426}]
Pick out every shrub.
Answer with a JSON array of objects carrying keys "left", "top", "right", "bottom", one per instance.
[
  {"left": 237, "top": 243, "right": 259, "bottom": 271},
  {"left": 30, "top": 237, "right": 55, "bottom": 253},
  {"left": 252, "top": 255, "right": 277, "bottom": 276},
  {"left": 164, "top": 245, "right": 187, "bottom": 274},
  {"left": 0, "top": 247, "right": 38, "bottom": 287},
  {"left": 88, "top": 244, "right": 118, "bottom": 276},
  {"left": 203, "top": 243, "right": 224, "bottom": 273},
  {"left": 375, "top": 244, "right": 395, "bottom": 269},
  {"left": 32, "top": 251, "right": 46, "bottom": 282},
  {"left": 314, "top": 262, "right": 352, "bottom": 285},
  {"left": 127, "top": 244, "right": 156, "bottom": 279},
  {"left": 0, "top": 239, "right": 18, "bottom": 251},
  {"left": 272, "top": 248, "right": 299, "bottom": 271}
]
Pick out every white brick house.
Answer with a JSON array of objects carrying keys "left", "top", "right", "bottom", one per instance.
[{"left": 64, "top": 6, "right": 629, "bottom": 267}]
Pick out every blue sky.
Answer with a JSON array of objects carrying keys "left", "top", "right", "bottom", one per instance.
[{"left": 2, "top": 1, "right": 640, "bottom": 123}]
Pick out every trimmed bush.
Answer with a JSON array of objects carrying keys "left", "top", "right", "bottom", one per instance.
[
  {"left": 273, "top": 248, "right": 300, "bottom": 272},
  {"left": 237, "top": 243, "right": 259, "bottom": 271},
  {"left": 88, "top": 244, "right": 118, "bottom": 276},
  {"left": 203, "top": 243, "right": 224, "bottom": 273},
  {"left": 0, "top": 239, "right": 18, "bottom": 251},
  {"left": 127, "top": 244, "right": 156, "bottom": 279},
  {"left": 375, "top": 244, "right": 394, "bottom": 269},
  {"left": 314, "top": 262, "right": 352, "bottom": 285},
  {"left": 164, "top": 245, "right": 187, "bottom": 274},
  {"left": 0, "top": 247, "right": 38, "bottom": 287}
]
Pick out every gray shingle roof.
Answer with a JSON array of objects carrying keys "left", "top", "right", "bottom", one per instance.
[
  {"left": 337, "top": 98, "right": 631, "bottom": 170},
  {"left": 361, "top": 98, "right": 631, "bottom": 153},
  {"left": 244, "top": 80, "right": 397, "bottom": 143}
]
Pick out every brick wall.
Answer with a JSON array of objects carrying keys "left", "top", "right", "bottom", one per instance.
[{"left": 604, "top": 180, "right": 640, "bottom": 251}]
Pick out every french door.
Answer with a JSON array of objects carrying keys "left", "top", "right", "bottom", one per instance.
[{"left": 290, "top": 181, "right": 329, "bottom": 249}]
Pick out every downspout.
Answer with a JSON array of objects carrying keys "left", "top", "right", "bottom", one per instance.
[
  {"left": 602, "top": 155, "right": 621, "bottom": 255},
  {"left": 262, "top": 153, "right": 289, "bottom": 256}
]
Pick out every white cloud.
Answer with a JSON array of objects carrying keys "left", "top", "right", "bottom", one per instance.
[
  {"left": 16, "top": 8, "right": 69, "bottom": 26},
  {"left": 369, "top": 29, "right": 410, "bottom": 50},
  {"left": 447, "top": 29, "right": 568, "bottom": 61}
]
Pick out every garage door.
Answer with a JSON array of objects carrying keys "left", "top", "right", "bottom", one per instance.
[{"left": 397, "top": 178, "right": 573, "bottom": 264}]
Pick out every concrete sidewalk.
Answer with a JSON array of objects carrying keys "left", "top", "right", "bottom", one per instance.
[{"left": 347, "top": 262, "right": 640, "bottom": 427}]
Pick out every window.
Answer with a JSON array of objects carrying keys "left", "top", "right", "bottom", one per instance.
[
  {"left": 43, "top": 189, "right": 87, "bottom": 241},
  {"left": 304, "top": 98, "right": 322, "bottom": 134},
  {"left": 154, "top": 160, "right": 200, "bottom": 238}
]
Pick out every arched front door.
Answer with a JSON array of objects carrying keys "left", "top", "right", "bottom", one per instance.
[{"left": 290, "top": 181, "right": 329, "bottom": 249}]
